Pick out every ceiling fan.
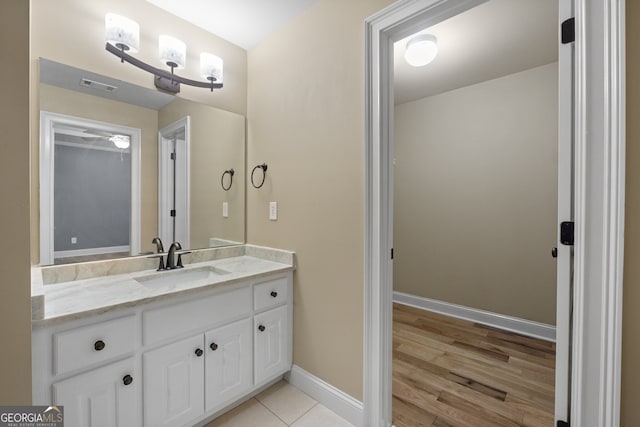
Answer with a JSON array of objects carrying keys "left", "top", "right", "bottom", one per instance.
[{"left": 54, "top": 125, "right": 131, "bottom": 149}]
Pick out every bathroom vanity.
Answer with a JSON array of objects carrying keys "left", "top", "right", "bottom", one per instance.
[{"left": 31, "top": 245, "right": 295, "bottom": 427}]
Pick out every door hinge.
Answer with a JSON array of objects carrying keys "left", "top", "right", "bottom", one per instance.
[
  {"left": 391, "top": 248, "right": 394, "bottom": 260},
  {"left": 557, "top": 421, "right": 570, "bottom": 427},
  {"left": 561, "top": 18, "right": 575, "bottom": 44},
  {"left": 170, "top": 209, "right": 176, "bottom": 217},
  {"left": 560, "top": 221, "right": 574, "bottom": 246},
  {"left": 170, "top": 152, "right": 176, "bottom": 160}
]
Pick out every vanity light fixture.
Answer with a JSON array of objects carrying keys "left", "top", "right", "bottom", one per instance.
[
  {"left": 405, "top": 34, "right": 438, "bottom": 67},
  {"left": 104, "top": 13, "right": 223, "bottom": 93}
]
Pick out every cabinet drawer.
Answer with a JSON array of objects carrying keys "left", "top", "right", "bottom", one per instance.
[
  {"left": 143, "top": 285, "right": 251, "bottom": 345},
  {"left": 254, "top": 277, "right": 288, "bottom": 312},
  {"left": 53, "top": 315, "right": 136, "bottom": 376}
]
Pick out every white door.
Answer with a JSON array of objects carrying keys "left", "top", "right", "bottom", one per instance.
[
  {"left": 53, "top": 358, "right": 139, "bottom": 427},
  {"left": 143, "top": 334, "right": 204, "bottom": 427},
  {"left": 158, "top": 117, "right": 190, "bottom": 248},
  {"left": 555, "top": 0, "right": 574, "bottom": 423},
  {"left": 254, "top": 305, "right": 288, "bottom": 385},
  {"left": 205, "top": 318, "right": 253, "bottom": 412}
]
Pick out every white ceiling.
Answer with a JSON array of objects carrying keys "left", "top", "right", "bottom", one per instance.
[
  {"left": 147, "top": 0, "right": 557, "bottom": 105},
  {"left": 145, "top": 0, "right": 321, "bottom": 50},
  {"left": 393, "top": 0, "right": 558, "bottom": 105}
]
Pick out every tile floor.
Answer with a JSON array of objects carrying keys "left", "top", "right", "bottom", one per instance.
[{"left": 205, "top": 381, "right": 354, "bottom": 427}]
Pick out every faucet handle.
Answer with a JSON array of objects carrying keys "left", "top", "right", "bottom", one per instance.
[
  {"left": 176, "top": 251, "right": 191, "bottom": 268},
  {"left": 149, "top": 254, "right": 165, "bottom": 271}
]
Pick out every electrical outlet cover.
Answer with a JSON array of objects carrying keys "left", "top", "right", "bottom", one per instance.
[{"left": 269, "top": 202, "right": 277, "bottom": 220}]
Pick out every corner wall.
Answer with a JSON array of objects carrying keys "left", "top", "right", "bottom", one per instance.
[
  {"left": 246, "top": 0, "right": 395, "bottom": 400},
  {"left": 0, "top": 0, "right": 32, "bottom": 404},
  {"left": 393, "top": 63, "right": 558, "bottom": 325}
]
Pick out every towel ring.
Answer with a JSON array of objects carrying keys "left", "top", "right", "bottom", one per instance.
[
  {"left": 251, "top": 163, "right": 268, "bottom": 189},
  {"left": 221, "top": 168, "right": 234, "bottom": 191}
]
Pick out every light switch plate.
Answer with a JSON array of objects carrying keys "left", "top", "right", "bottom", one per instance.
[
  {"left": 269, "top": 202, "right": 277, "bottom": 220},
  {"left": 223, "top": 202, "right": 229, "bottom": 218}
]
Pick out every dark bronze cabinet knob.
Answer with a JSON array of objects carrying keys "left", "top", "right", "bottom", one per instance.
[
  {"left": 210, "top": 342, "right": 218, "bottom": 351},
  {"left": 270, "top": 291, "right": 278, "bottom": 298},
  {"left": 94, "top": 340, "right": 106, "bottom": 351},
  {"left": 195, "top": 348, "right": 204, "bottom": 357},
  {"left": 258, "top": 325, "right": 266, "bottom": 332},
  {"left": 122, "top": 374, "right": 133, "bottom": 386}
]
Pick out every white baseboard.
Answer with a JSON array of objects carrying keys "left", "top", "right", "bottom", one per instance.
[
  {"left": 393, "top": 291, "right": 556, "bottom": 342},
  {"left": 285, "top": 365, "right": 363, "bottom": 427}
]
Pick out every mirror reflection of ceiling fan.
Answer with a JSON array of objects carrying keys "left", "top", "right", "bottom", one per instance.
[{"left": 54, "top": 125, "right": 131, "bottom": 149}]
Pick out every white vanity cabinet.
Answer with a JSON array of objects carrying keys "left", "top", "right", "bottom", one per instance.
[
  {"left": 255, "top": 305, "right": 289, "bottom": 385},
  {"left": 143, "top": 319, "right": 253, "bottom": 427},
  {"left": 143, "top": 334, "right": 205, "bottom": 427},
  {"left": 32, "top": 314, "right": 141, "bottom": 427},
  {"left": 253, "top": 276, "right": 291, "bottom": 385},
  {"left": 33, "top": 270, "right": 293, "bottom": 427},
  {"left": 53, "top": 357, "right": 138, "bottom": 427},
  {"left": 204, "top": 318, "right": 253, "bottom": 412}
]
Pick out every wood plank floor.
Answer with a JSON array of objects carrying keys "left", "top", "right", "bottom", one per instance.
[{"left": 392, "top": 303, "right": 555, "bottom": 427}]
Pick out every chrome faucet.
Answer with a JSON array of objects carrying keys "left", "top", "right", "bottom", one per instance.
[{"left": 166, "top": 242, "right": 182, "bottom": 269}]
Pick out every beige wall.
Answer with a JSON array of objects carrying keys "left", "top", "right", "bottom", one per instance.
[
  {"left": 247, "top": 0, "right": 395, "bottom": 400},
  {"left": 36, "top": 84, "right": 159, "bottom": 260},
  {"left": 159, "top": 98, "right": 245, "bottom": 248},
  {"left": 0, "top": 0, "right": 32, "bottom": 404},
  {"left": 393, "top": 63, "right": 558, "bottom": 325},
  {"left": 622, "top": 0, "right": 639, "bottom": 424}
]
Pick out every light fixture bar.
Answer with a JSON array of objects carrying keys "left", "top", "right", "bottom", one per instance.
[{"left": 105, "top": 43, "right": 223, "bottom": 93}]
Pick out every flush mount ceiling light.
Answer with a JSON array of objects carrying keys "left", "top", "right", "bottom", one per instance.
[
  {"left": 105, "top": 13, "right": 223, "bottom": 93},
  {"left": 405, "top": 34, "right": 438, "bottom": 67},
  {"left": 109, "top": 134, "right": 131, "bottom": 149}
]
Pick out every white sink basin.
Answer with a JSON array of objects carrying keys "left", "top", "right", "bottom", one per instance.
[{"left": 134, "top": 266, "right": 231, "bottom": 287}]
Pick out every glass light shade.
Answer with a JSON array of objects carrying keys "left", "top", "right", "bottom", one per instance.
[
  {"left": 109, "top": 135, "right": 130, "bottom": 149},
  {"left": 405, "top": 34, "right": 438, "bottom": 67},
  {"left": 105, "top": 13, "right": 140, "bottom": 53},
  {"left": 159, "top": 35, "right": 186, "bottom": 69},
  {"left": 200, "top": 53, "right": 223, "bottom": 83}
]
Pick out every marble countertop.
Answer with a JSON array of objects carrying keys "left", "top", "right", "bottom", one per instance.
[{"left": 32, "top": 245, "right": 295, "bottom": 327}]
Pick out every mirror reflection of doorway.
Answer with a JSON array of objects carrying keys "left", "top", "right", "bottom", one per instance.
[
  {"left": 158, "top": 117, "right": 190, "bottom": 249},
  {"left": 390, "top": 0, "right": 570, "bottom": 425},
  {"left": 39, "top": 112, "right": 141, "bottom": 265}
]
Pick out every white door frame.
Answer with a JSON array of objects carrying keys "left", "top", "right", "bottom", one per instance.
[
  {"left": 39, "top": 111, "right": 141, "bottom": 265},
  {"left": 158, "top": 117, "right": 190, "bottom": 249},
  {"left": 555, "top": 0, "right": 574, "bottom": 421},
  {"left": 363, "top": 1, "right": 625, "bottom": 426}
]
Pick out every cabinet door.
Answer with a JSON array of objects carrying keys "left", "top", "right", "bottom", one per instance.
[
  {"left": 53, "top": 358, "right": 138, "bottom": 427},
  {"left": 254, "top": 305, "right": 290, "bottom": 385},
  {"left": 143, "top": 334, "right": 204, "bottom": 427},
  {"left": 205, "top": 318, "right": 252, "bottom": 412}
]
